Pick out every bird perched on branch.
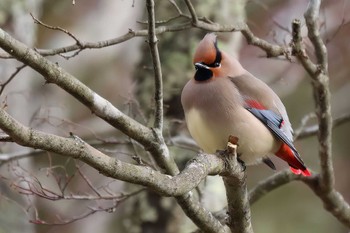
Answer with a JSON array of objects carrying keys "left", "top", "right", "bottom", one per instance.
[{"left": 181, "top": 33, "right": 311, "bottom": 176}]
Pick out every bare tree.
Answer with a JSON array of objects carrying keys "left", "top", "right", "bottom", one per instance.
[{"left": 0, "top": 0, "right": 349, "bottom": 232}]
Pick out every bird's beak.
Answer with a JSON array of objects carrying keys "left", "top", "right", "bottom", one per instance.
[{"left": 195, "top": 62, "right": 210, "bottom": 70}]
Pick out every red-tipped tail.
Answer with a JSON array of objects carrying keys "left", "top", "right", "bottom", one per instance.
[
  {"left": 290, "top": 167, "right": 311, "bottom": 177},
  {"left": 276, "top": 143, "right": 311, "bottom": 177}
]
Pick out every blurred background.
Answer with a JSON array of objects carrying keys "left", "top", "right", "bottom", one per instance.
[{"left": 0, "top": 0, "right": 349, "bottom": 232}]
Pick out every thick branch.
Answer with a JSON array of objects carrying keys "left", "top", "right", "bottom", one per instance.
[
  {"left": 0, "top": 108, "right": 226, "bottom": 196},
  {"left": 249, "top": 170, "right": 307, "bottom": 204},
  {"left": 222, "top": 142, "right": 253, "bottom": 233},
  {"left": 0, "top": 28, "right": 158, "bottom": 152},
  {"left": 0, "top": 21, "right": 227, "bottom": 233},
  {"left": 0, "top": 108, "right": 228, "bottom": 232}
]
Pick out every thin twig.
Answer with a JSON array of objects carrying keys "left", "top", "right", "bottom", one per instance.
[
  {"left": 183, "top": 0, "right": 198, "bottom": 24},
  {"left": 305, "top": 0, "right": 328, "bottom": 73},
  {"left": 0, "top": 64, "right": 26, "bottom": 95},
  {"left": 29, "top": 188, "right": 145, "bottom": 225},
  {"left": 76, "top": 165, "right": 102, "bottom": 197},
  {"left": 146, "top": 0, "right": 163, "bottom": 131},
  {"left": 0, "top": 150, "right": 43, "bottom": 166},
  {"left": 325, "top": 0, "right": 348, "bottom": 44},
  {"left": 169, "top": 0, "right": 184, "bottom": 15},
  {"left": 0, "top": 133, "right": 12, "bottom": 142},
  {"left": 0, "top": 23, "right": 191, "bottom": 59},
  {"left": 30, "top": 13, "right": 82, "bottom": 46},
  {"left": 295, "top": 112, "right": 350, "bottom": 140}
]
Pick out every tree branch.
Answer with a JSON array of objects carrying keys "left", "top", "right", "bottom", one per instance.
[
  {"left": 222, "top": 141, "right": 253, "bottom": 233},
  {"left": 182, "top": 0, "right": 287, "bottom": 58},
  {"left": 0, "top": 18, "right": 228, "bottom": 233},
  {"left": 0, "top": 23, "right": 193, "bottom": 59},
  {"left": 0, "top": 149, "right": 43, "bottom": 166},
  {"left": 305, "top": 0, "right": 328, "bottom": 73},
  {"left": 249, "top": 170, "right": 305, "bottom": 204},
  {"left": 292, "top": 0, "right": 334, "bottom": 192},
  {"left": 0, "top": 28, "right": 157, "bottom": 151},
  {"left": 0, "top": 133, "right": 12, "bottom": 142},
  {"left": 0, "top": 106, "right": 228, "bottom": 232},
  {"left": 305, "top": 177, "right": 350, "bottom": 227},
  {"left": 0, "top": 107, "right": 226, "bottom": 197},
  {"left": 288, "top": 0, "right": 350, "bottom": 227},
  {"left": 0, "top": 64, "right": 26, "bottom": 95},
  {"left": 183, "top": 0, "right": 198, "bottom": 24},
  {"left": 295, "top": 112, "right": 350, "bottom": 140},
  {"left": 146, "top": 0, "right": 164, "bottom": 131},
  {"left": 144, "top": 2, "right": 228, "bottom": 232}
]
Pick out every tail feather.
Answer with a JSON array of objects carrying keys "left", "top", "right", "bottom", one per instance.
[
  {"left": 289, "top": 166, "right": 311, "bottom": 176},
  {"left": 289, "top": 167, "right": 301, "bottom": 175},
  {"left": 276, "top": 143, "right": 311, "bottom": 177}
]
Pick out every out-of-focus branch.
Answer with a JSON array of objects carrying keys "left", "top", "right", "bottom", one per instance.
[
  {"left": 0, "top": 64, "right": 26, "bottom": 95},
  {"left": 0, "top": 150, "right": 43, "bottom": 166},
  {"left": 28, "top": 189, "right": 145, "bottom": 225},
  {"left": 0, "top": 133, "right": 12, "bottom": 142},
  {"left": 183, "top": 0, "right": 198, "bottom": 24},
  {"left": 295, "top": 113, "right": 350, "bottom": 140},
  {"left": 30, "top": 13, "right": 82, "bottom": 46}
]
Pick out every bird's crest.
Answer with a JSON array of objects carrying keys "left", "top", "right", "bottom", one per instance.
[{"left": 193, "top": 33, "right": 220, "bottom": 66}]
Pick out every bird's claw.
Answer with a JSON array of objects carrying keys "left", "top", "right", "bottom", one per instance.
[{"left": 237, "top": 157, "right": 246, "bottom": 171}]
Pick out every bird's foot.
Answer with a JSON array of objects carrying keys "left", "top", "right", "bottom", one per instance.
[{"left": 237, "top": 156, "right": 246, "bottom": 171}]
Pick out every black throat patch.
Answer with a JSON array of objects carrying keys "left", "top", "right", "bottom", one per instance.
[{"left": 194, "top": 67, "right": 213, "bottom": 81}]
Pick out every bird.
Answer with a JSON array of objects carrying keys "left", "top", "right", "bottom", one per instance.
[{"left": 181, "top": 33, "right": 311, "bottom": 176}]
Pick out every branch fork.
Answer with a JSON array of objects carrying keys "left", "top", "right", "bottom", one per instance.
[{"left": 219, "top": 136, "right": 253, "bottom": 233}]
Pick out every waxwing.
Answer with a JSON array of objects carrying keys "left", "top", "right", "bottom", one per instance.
[{"left": 181, "top": 33, "right": 310, "bottom": 176}]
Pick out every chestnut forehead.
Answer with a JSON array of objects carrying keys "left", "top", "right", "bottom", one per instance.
[{"left": 193, "top": 40, "right": 217, "bottom": 64}]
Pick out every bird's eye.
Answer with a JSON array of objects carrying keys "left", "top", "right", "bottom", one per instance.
[{"left": 214, "top": 62, "right": 220, "bottom": 67}]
